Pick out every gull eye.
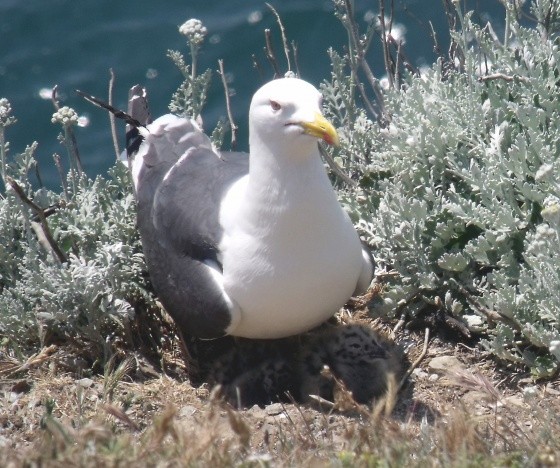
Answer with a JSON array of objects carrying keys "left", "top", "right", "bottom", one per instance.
[{"left": 270, "top": 100, "right": 281, "bottom": 111}]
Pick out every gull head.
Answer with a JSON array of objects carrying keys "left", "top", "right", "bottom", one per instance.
[{"left": 249, "top": 78, "right": 339, "bottom": 158}]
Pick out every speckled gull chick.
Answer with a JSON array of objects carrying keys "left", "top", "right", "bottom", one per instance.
[{"left": 88, "top": 77, "right": 374, "bottom": 339}]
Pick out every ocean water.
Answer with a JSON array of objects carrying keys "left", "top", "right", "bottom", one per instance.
[{"left": 1, "top": 0, "right": 506, "bottom": 189}]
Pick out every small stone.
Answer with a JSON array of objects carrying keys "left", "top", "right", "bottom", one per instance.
[
  {"left": 245, "top": 405, "right": 266, "bottom": 419},
  {"left": 411, "top": 368, "right": 429, "bottom": 380},
  {"left": 427, "top": 356, "right": 464, "bottom": 373},
  {"left": 76, "top": 378, "right": 94, "bottom": 388},
  {"left": 265, "top": 403, "right": 284, "bottom": 416},
  {"left": 462, "top": 390, "right": 488, "bottom": 406},
  {"left": 502, "top": 396, "right": 527, "bottom": 408},
  {"left": 179, "top": 405, "right": 198, "bottom": 418},
  {"left": 428, "top": 373, "right": 440, "bottom": 382}
]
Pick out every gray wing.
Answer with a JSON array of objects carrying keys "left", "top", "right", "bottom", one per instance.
[
  {"left": 136, "top": 146, "right": 248, "bottom": 338},
  {"left": 128, "top": 92, "right": 248, "bottom": 338}
]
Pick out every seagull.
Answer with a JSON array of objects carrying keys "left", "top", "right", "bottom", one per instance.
[{"left": 81, "top": 77, "right": 374, "bottom": 340}]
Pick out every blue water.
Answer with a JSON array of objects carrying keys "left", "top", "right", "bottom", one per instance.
[{"left": 1, "top": 0, "right": 506, "bottom": 189}]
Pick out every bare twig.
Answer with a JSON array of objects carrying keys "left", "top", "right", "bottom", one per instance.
[
  {"left": 217, "top": 59, "right": 238, "bottom": 151},
  {"left": 307, "top": 394, "right": 335, "bottom": 409},
  {"left": 356, "top": 80, "right": 380, "bottom": 119},
  {"left": 478, "top": 73, "right": 529, "bottom": 83},
  {"left": 53, "top": 153, "right": 69, "bottom": 199},
  {"left": 318, "top": 144, "right": 357, "bottom": 187},
  {"left": 51, "top": 85, "right": 60, "bottom": 111},
  {"left": 394, "top": 39, "right": 402, "bottom": 87},
  {"left": 108, "top": 68, "right": 121, "bottom": 160},
  {"left": 394, "top": 289, "right": 421, "bottom": 317},
  {"left": 266, "top": 3, "right": 292, "bottom": 72},
  {"left": 7, "top": 177, "right": 67, "bottom": 263},
  {"left": 379, "top": 0, "right": 395, "bottom": 89},
  {"left": 251, "top": 53, "right": 265, "bottom": 81},
  {"left": 67, "top": 126, "right": 84, "bottom": 176},
  {"left": 34, "top": 161, "right": 44, "bottom": 188},
  {"left": 391, "top": 316, "right": 406, "bottom": 339},
  {"left": 341, "top": 0, "right": 384, "bottom": 119},
  {"left": 291, "top": 40, "right": 301, "bottom": 77},
  {"left": 264, "top": 29, "right": 281, "bottom": 78},
  {"left": 398, "top": 327, "right": 430, "bottom": 390},
  {"left": 450, "top": 279, "right": 522, "bottom": 331},
  {"left": 3, "top": 345, "right": 58, "bottom": 378}
]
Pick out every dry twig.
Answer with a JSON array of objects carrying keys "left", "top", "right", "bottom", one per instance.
[
  {"left": 6, "top": 177, "right": 67, "bottom": 263},
  {"left": 398, "top": 327, "right": 430, "bottom": 391},
  {"left": 341, "top": 0, "right": 384, "bottom": 119},
  {"left": 318, "top": 144, "right": 357, "bottom": 187},
  {"left": 264, "top": 29, "right": 281, "bottom": 78},
  {"left": 478, "top": 73, "right": 530, "bottom": 83},
  {"left": 266, "top": 3, "right": 292, "bottom": 72},
  {"left": 2, "top": 345, "right": 58, "bottom": 378},
  {"left": 108, "top": 68, "right": 121, "bottom": 160},
  {"left": 217, "top": 59, "right": 238, "bottom": 151}
]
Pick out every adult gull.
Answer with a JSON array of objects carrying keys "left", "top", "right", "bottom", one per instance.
[{"left": 86, "top": 77, "right": 374, "bottom": 339}]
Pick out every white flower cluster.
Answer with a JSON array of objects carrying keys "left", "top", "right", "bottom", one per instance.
[
  {"left": 51, "top": 106, "right": 79, "bottom": 126},
  {"left": 0, "top": 98, "right": 15, "bottom": 126},
  {"left": 179, "top": 18, "right": 207, "bottom": 45}
]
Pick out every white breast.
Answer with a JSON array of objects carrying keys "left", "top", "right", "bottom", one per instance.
[{"left": 219, "top": 160, "right": 363, "bottom": 339}]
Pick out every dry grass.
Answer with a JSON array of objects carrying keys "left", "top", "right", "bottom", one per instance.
[{"left": 1, "top": 328, "right": 559, "bottom": 467}]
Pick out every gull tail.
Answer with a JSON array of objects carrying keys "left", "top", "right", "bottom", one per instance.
[
  {"left": 76, "top": 85, "right": 152, "bottom": 158},
  {"left": 125, "top": 85, "right": 152, "bottom": 157}
]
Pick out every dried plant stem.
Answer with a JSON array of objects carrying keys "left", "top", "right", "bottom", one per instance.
[
  {"left": 0, "top": 127, "right": 7, "bottom": 184},
  {"left": 66, "top": 127, "right": 83, "bottom": 176},
  {"left": 108, "top": 68, "right": 121, "bottom": 160},
  {"left": 391, "top": 317, "right": 405, "bottom": 339},
  {"left": 7, "top": 177, "right": 67, "bottom": 263},
  {"left": 379, "top": 0, "right": 395, "bottom": 89},
  {"left": 53, "top": 153, "right": 69, "bottom": 199},
  {"left": 217, "top": 59, "right": 238, "bottom": 151},
  {"left": 341, "top": 0, "right": 384, "bottom": 119},
  {"left": 478, "top": 72, "right": 529, "bottom": 83},
  {"left": 291, "top": 40, "right": 301, "bottom": 76},
  {"left": 449, "top": 279, "right": 522, "bottom": 331},
  {"left": 4, "top": 345, "right": 58, "bottom": 378},
  {"left": 251, "top": 53, "right": 265, "bottom": 81},
  {"left": 266, "top": 3, "right": 292, "bottom": 72},
  {"left": 264, "top": 29, "right": 281, "bottom": 78},
  {"left": 398, "top": 327, "right": 430, "bottom": 391},
  {"left": 319, "top": 144, "right": 357, "bottom": 187},
  {"left": 51, "top": 85, "right": 60, "bottom": 112}
]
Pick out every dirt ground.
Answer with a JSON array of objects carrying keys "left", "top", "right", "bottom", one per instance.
[{"left": 1, "top": 319, "right": 559, "bottom": 466}]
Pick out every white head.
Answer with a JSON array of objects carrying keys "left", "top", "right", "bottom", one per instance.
[{"left": 248, "top": 78, "right": 338, "bottom": 160}]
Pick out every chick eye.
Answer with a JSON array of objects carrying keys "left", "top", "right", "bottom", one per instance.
[{"left": 270, "top": 100, "right": 281, "bottom": 111}]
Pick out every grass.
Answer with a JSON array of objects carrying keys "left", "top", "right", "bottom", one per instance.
[{"left": 2, "top": 330, "right": 559, "bottom": 467}]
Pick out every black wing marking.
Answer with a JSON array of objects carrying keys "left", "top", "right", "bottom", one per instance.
[{"left": 75, "top": 89, "right": 145, "bottom": 128}]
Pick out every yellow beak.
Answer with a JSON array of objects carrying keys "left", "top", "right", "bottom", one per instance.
[{"left": 300, "top": 113, "right": 339, "bottom": 146}]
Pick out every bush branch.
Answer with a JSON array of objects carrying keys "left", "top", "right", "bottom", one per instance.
[
  {"left": 264, "top": 29, "right": 281, "bottom": 78},
  {"left": 108, "top": 68, "right": 121, "bottom": 160},
  {"left": 217, "top": 59, "right": 238, "bottom": 151},
  {"left": 266, "top": 3, "right": 292, "bottom": 72},
  {"left": 6, "top": 177, "right": 67, "bottom": 263}
]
